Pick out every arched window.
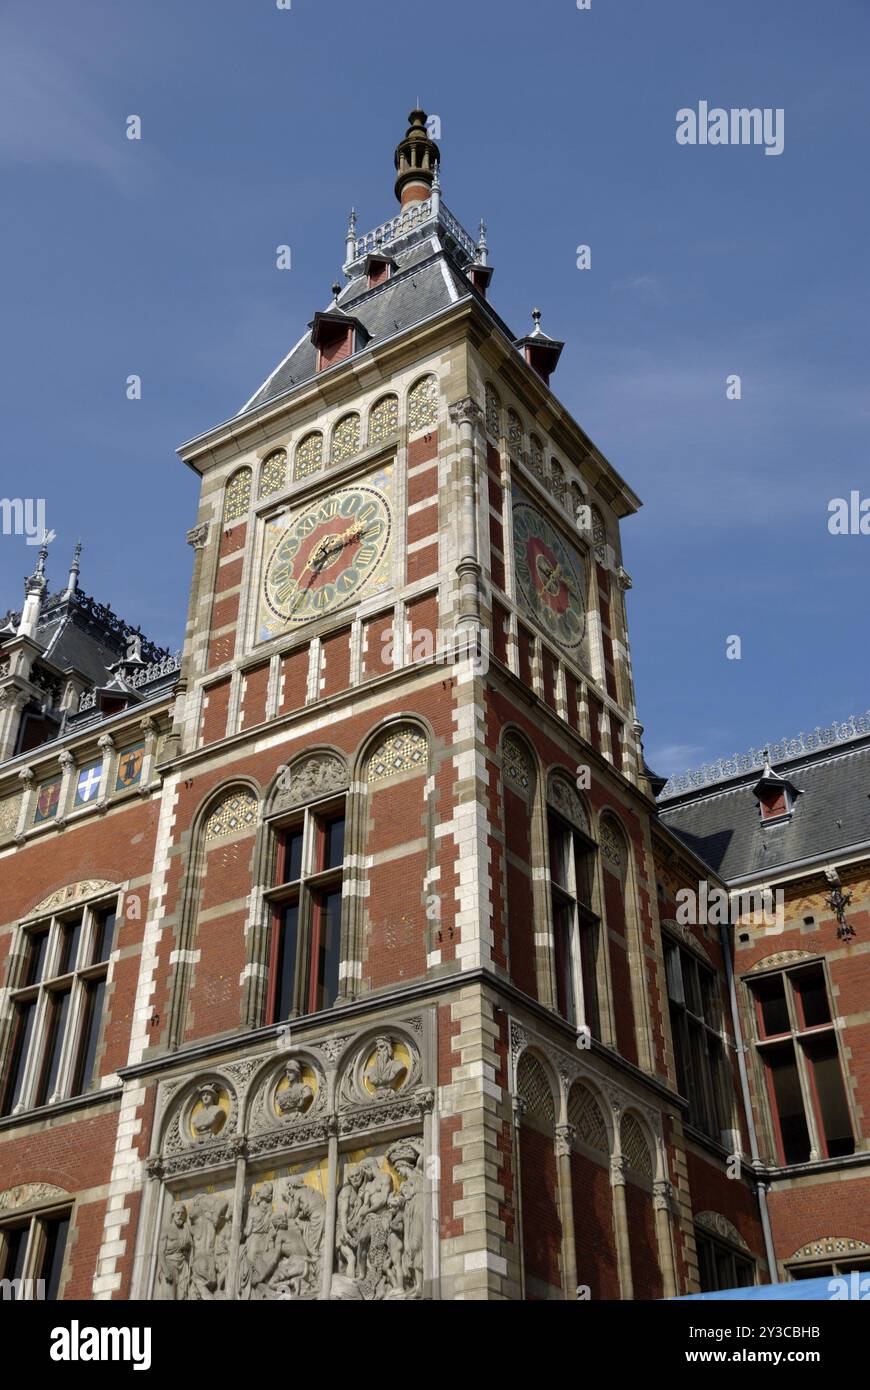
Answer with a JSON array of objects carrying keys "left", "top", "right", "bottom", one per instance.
[
  {"left": 484, "top": 383, "right": 501, "bottom": 439},
  {"left": 407, "top": 375, "right": 438, "bottom": 432},
  {"left": 368, "top": 394, "right": 398, "bottom": 446},
  {"left": 265, "top": 754, "right": 349, "bottom": 1021},
  {"left": 507, "top": 408, "right": 524, "bottom": 453},
  {"left": 620, "top": 1110, "right": 663, "bottom": 1299},
  {"left": 547, "top": 775, "right": 599, "bottom": 1034},
  {"left": 293, "top": 432, "right": 323, "bottom": 482},
  {"left": 600, "top": 815, "right": 637, "bottom": 1064},
  {"left": 258, "top": 449, "right": 287, "bottom": 499},
  {"left": 169, "top": 784, "right": 260, "bottom": 1046},
  {"left": 223, "top": 468, "right": 252, "bottom": 524},
  {"left": 331, "top": 413, "right": 361, "bottom": 464},
  {"left": 529, "top": 434, "right": 544, "bottom": 480},
  {"left": 502, "top": 734, "right": 537, "bottom": 991},
  {"left": 516, "top": 1052, "right": 562, "bottom": 1298},
  {"left": 567, "top": 1083, "right": 619, "bottom": 1299}
]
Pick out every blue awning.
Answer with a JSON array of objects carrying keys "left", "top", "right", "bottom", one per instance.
[{"left": 674, "top": 1275, "right": 849, "bottom": 1301}]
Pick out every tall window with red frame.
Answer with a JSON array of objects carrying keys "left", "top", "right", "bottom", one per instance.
[
  {"left": 547, "top": 811, "right": 600, "bottom": 1034},
  {"left": 266, "top": 802, "right": 346, "bottom": 1020},
  {"left": 749, "top": 961, "right": 854, "bottom": 1164}
]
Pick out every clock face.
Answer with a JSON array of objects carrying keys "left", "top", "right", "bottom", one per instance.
[
  {"left": 512, "top": 501, "right": 587, "bottom": 650},
  {"left": 262, "top": 483, "right": 392, "bottom": 628}
]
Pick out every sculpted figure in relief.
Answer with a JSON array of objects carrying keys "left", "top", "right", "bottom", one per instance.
[
  {"left": 364, "top": 1036, "right": 407, "bottom": 1098},
  {"left": 275, "top": 1060, "right": 314, "bottom": 1118},
  {"left": 190, "top": 1083, "right": 226, "bottom": 1140},
  {"left": 237, "top": 1177, "right": 324, "bottom": 1300},
  {"left": 158, "top": 1203, "right": 192, "bottom": 1300},
  {"left": 157, "top": 1193, "right": 229, "bottom": 1300},
  {"left": 331, "top": 1144, "right": 424, "bottom": 1300}
]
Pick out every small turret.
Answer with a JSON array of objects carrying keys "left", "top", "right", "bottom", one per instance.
[{"left": 394, "top": 108, "right": 440, "bottom": 208}]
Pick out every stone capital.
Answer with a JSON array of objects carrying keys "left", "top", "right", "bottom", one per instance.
[
  {"left": 610, "top": 1154, "right": 628, "bottom": 1188},
  {"left": 653, "top": 1178, "right": 675, "bottom": 1213},
  {"left": 448, "top": 396, "right": 484, "bottom": 429},
  {"left": 555, "top": 1123, "right": 575, "bottom": 1158},
  {"left": 186, "top": 523, "right": 210, "bottom": 550}
]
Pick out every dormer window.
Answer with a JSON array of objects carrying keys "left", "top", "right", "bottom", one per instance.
[
  {"left": 752, "top": 754, "right": 802, "bottom": 825},
  {"left": 309, "top": 293, "right": 369, "bottom": 374},
  {"left": 362, "top": 253, "right": 396, "bottom": 289}
]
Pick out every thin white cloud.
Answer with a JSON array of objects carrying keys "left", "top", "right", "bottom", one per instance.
[
  {"left": 613, "top": 274, "right": 667, "bottom": 305},
  {"left": 0, "top": 12, "right": 131, "bottom": 183}
]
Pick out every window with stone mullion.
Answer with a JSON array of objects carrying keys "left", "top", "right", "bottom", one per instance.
[
  {"left": 267, "top": 801, "right": 346, "bottom": 1020},
  {"left": 0, "top": 1207, "right": 70, "bottom": 1299},
  {"left": 0, "top": 902, "right": 116, "bottom": 1116},
  {"left": 547, "top": 812, "right": 599, "bottom": 1033},
  {"left": 665, "top": 940, "right": 728, "bottom": 1141}
]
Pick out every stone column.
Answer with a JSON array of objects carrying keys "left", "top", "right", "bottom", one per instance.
[
  {"left": 225, "top": 1139, "right": 248, "bottom": 1301},
  {"left": 555, "top": 1123, "right": 578, "bottom": 1299},
  {"left": 320, "top": 1117, "right": 339, "bottom": 1299},
  {"left": 654, "top": 1178, "right": 679, "bottom": 1298},
  {"left": 610, "top": 1153, "right": 634, "bottom": 1300},
  {"left": 448, "top": 398, "right": 484, "bottom": 630},
  {"left": 512, "top": 1095, "right": 527, "bottom": 1301},
  {"left": 0, "top": 688, "right": 28, "bottom": 762}
]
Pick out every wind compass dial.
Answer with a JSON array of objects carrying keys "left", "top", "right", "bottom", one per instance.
[{"left": 512, "top": 501, "right": 587, "bottom": 650}]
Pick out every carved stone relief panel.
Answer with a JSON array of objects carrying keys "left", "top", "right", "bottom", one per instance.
[
  {"left": 238, "top": 1160, "right": 329, "bottom": 1301},
  {"left": 156, "top": 1185, "right": 234, "bottom": 1301},
  {"left": 331, "top": 1137, "right": 424, "bottom": 1301}
]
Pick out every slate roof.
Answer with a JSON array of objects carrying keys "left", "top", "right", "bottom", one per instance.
[
  {"left": 240, "top": 227, "right": 500, "bottom": 416},
  {"left": 0, "top": 584, "right": 178, "bottom": 752},
  {"left": 658, "top": 735, "right": 870, "bottom": 882}
]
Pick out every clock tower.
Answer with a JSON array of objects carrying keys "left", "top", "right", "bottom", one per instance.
[{"left": 74, "top": 111, "right": 769, "bottom": 1302}]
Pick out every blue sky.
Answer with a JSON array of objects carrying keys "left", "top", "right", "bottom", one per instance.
[{"left": 0, "top": 0, "right": 867, "bottom": 778}]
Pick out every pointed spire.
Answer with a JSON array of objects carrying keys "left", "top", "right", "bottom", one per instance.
[
  {"left": 431, "top": 162, "right": 441, "bottom": 217},
  {"left": 477, "top": 219, "right": 488, "bottom": 266},
  {"left": 345, "top": 208, "right": 357, "bottom": 265},
  {"left": 17, "top": 532, "right": 51, "bottom": 638},
  {"left": 64, "top": 540, "right": 82, "bottom": 598}
]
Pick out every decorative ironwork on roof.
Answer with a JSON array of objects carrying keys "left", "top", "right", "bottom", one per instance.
[
  {"left": 344, "top": 198, "right": 477, "bottom": 272},
  {"left": 659, "top": 711, "right": 870, "bottom": 800}
]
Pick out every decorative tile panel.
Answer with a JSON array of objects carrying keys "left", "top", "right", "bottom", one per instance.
[
  {"left": 502, "top": 736, "right": 532, "bottom": 791},
  {"left": 407, "top": 376, "right": 437, "bottom": 432},
  {"left": 599, "top": 819, "right": 625, "bottom": 874},
  {"left": 369, "top": 395, "right": 398, "bottom": 446},
  {"left": 367, "top": 728, "right": 428, "bottom": 782},
  {"left": 331, "top": 413, "right": 361, "bottom": 464},
  {"left": 205, "top": 790, "right": 258, "bottom": 839},
  {"left": 259, "top": 449, "right": 288, "bottom": 498},
  {"left": 293, "top": 432, "right": 323, "bottom": 482},
  {"left": 224, "top": 468, "right": 252, "bottom": 524}
]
